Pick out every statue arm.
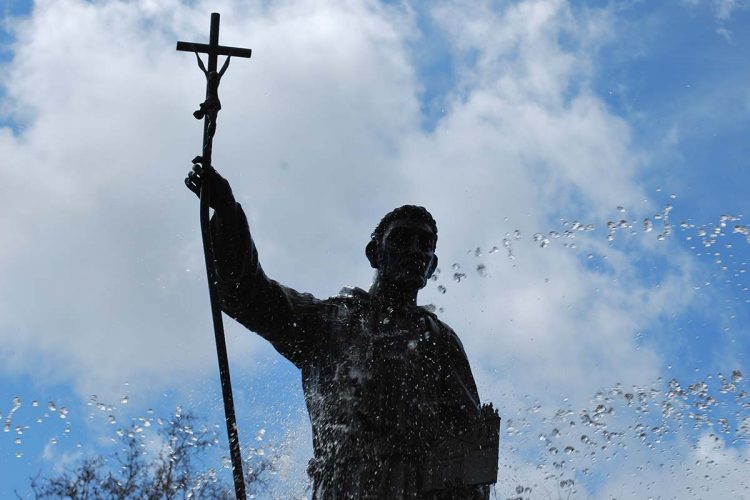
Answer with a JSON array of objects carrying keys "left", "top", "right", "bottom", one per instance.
[{"left": 209, "top": 203, "right": 325, "bottom": 366}]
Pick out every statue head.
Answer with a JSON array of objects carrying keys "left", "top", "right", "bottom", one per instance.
[{"left": 366, "top": 205, "right": 439, "bottom": 291}]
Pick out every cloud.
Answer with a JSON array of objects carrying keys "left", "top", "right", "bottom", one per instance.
[
  {"left": 0, "top": 0, "right": 424, "bottom": 399},
  {"left": 599, "top": 432, "right": 750, "bottom": 498},
  {"left": 0, "top": 0, "right": 700, "bottom": 463},
  {"left": 680, "top": 0, "right": 749, "bottom": 35}
]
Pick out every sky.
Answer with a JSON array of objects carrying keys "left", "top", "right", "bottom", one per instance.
[{"left": 1, "top": 0, "right": 749, "bottom": 498}]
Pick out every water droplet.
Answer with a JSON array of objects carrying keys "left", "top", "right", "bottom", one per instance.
[
  {"left": 617, "top": 206, "right": 625, "bottom": 212},
  {"left": 15, "top": 452, "right": 22, "bottom": 459},
  {"left": 453, "top": 273, "right": 466, "bottom": 283},
  {"left": 451, "top": 263, "right": 460, "bottom": 270},
  {"left": 12, "top": 397, "right": 21, "bottom": 409},
  {"left": 31, "top": 401, "right": 38, "bottom": 407},
  {"left": 108, "top": 415, "right": 117, "bottom": 424},
  {"left": 15, "top": 437, "right": 21, "bottom": 445},
  {"left": 121, "top": 396, "right": 129, "bottom": 405},
  {"left": 643, "top": 219, "right": 653, "bottom": 232},
  {"left": 256, "top": 428, "right": 266, "bottom": 441},
  {"left": 732, "top": 370, "right": 743, "bottom": 383},
  {"left": 59, "top": 407, "right": 68, "bottom": 419},
  {"left": 48, "top": 402, "right": 56, "bottom": 412},
  {"left": 476, "top": 264, "right": 487, "bottom": 277}
]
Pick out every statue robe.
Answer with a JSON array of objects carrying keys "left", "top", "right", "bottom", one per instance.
[{"left": 211, "top": 204, "right": 489, "bottom": 500}]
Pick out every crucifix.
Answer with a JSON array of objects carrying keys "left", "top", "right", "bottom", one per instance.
[{"left": 176, "top": 13, "right": 252, "bottom": 500}]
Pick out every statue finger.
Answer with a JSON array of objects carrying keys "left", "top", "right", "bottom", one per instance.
[{"left": 184, "top": 176, "right": 199, "bottom": 195}]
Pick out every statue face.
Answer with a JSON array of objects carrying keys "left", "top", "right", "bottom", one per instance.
[{"left": 376, "top": 218, "right": 437, "bottom": 290}]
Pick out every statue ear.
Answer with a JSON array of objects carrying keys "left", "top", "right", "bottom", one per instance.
[
  {"left": 366, "top": 239, "right": 379, "bottom": 269},
  {"left": 426, "top": 254, "right": 438, "bottom": 280}
]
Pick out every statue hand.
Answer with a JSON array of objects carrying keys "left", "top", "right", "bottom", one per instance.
[{"left": 184, "top": 158, "right": 236, "bottom": 213}]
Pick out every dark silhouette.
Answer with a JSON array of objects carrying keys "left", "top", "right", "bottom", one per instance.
[{"left": 185, "top": 165, "right": 499, "bottom": 499}]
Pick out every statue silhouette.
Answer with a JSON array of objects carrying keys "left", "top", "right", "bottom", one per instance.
[{"left": 185, "top": 164, "right": 497, "bottom": 499}]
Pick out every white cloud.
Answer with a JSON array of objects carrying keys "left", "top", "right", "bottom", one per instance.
[
  {"left": 0, "top": 0, "right": 716, "bottom": 492},
  {"left": 680, "top": 0, "right": 748, "bottom": 22},
  {"left": 599, "top": 432, "right": 750, "bottom": 498}
]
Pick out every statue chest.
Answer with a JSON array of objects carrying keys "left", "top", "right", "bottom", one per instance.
[{"left": 325, "top": 307, "right": 446, "bottom": 415}]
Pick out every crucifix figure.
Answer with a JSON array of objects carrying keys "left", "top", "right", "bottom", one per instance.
[{"left": 193, "top": 52, "right": 231, "bottom": 145}]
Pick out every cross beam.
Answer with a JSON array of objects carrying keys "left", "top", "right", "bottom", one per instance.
[{"left": 176, "top": 42, "right": 253, "bottom": 59}]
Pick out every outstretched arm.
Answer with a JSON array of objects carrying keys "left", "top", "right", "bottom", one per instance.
[{"left": 185, "top": 163, "right": 326, "bottom": 366}]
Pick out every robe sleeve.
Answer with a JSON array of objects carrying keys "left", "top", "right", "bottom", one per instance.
[
  {"left": 444, "top": 327, "right": 481, "bottom": 411},
  {"left": 208, "top": 202, "right": 325, "bottom": 367}
]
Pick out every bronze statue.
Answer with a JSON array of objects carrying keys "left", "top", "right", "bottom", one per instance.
[{"left": 185, "top": 164, "right": 498, "bottom": 499}]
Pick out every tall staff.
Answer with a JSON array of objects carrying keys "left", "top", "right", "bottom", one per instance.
[{"left": 176, "top": 13, "right": 252, "bottom": 500}]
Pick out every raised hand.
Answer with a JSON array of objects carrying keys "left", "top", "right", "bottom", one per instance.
[{"left": 184, "top": 156, "right": 236, "bottom": 213}]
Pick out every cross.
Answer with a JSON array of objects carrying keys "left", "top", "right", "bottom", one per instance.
[
  {"left": 177, "top": 12, "right": 252, "bottom": 167},
  {"left": 177, "top": 13, "right": 252, "bottom": 500}
]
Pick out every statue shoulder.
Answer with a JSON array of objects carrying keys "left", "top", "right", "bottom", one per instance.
[{"left": 421, "top": 311, "right": 468, "bottom": 353}]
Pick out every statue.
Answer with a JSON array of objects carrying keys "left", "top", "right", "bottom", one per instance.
[{"left": 185, "top": 164, "right": 498, "bottom": 499}]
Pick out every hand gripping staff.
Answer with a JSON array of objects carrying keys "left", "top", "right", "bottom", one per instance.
[{"left": 177, "top": 13, "right": 252, "bottom": 500}]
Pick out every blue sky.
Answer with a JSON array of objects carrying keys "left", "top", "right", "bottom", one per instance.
[{"left": 1, "top": 0, "right": 749, "bottom": 497}]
